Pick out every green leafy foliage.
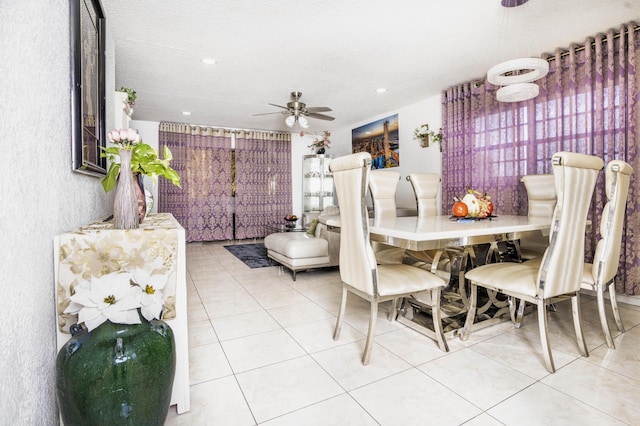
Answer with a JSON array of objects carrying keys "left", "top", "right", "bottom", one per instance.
[{"left": 100, "top": 143, "right": 181, "bottom": 192}]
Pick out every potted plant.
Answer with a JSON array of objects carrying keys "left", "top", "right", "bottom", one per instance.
[
  {"left": 101, "top": 129, "right": 181, "bottom": 193},
  {"left": 117, "top": 87, "right": 137, "bottom": 106},
  {"left": 101, "top": 129, "right": 181, "bottom": 227},
  {"left": 414, "top": 124, "right": 443, "bottom": 151}
]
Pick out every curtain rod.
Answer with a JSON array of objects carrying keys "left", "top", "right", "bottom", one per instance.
[
  {"left": 160, "top": 121, "right": 291, "bottom": 136},
  {"left": 473, "top": 23, "right": 639, "bottom": 88}
]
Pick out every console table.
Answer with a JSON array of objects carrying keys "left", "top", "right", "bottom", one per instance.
[{"left": 53, "top": 213, "right": 190, "bottom": 414}]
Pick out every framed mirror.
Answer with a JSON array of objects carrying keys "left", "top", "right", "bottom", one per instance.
[{"left": 70, "top": 0, "right": 107, "bottom": 176}]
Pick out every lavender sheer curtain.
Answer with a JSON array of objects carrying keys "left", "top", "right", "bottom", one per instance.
[
  {"left": 158, "top": 122, "right": 234, "bottom": 242},
  {"left": 234, "top": 131, "right": 292, "bottom": 239},
  {"left": 442, "top": 22, "right": 639, "bottom": 295}
]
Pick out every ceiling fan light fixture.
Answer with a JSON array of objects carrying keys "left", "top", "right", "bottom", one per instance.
[
  {"left": 298, "top": 115, "right": 309, "bottom": 128},
  {"left": 285, "top": 115, "right": 296, "bottom": 128}
]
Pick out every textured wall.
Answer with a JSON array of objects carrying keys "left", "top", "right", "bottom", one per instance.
[{"left": 0, "top": 1, "right": 113, "bottom": 423}]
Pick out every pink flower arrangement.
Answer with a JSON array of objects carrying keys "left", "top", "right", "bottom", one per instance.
[{"left": 107, "top": 128, "right": 142, "bottom": 149}]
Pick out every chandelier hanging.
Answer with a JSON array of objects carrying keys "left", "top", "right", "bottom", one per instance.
[{"left": 487, "top": 0, "right": 549, "bottom": 102}]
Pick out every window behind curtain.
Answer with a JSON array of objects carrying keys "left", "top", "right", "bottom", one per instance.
[{"left": 442, "top": 23, "right": 640, "bottom": 295}]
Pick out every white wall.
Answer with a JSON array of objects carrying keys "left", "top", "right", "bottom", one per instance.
[
  {"left": 0, "top": 1, "right": 114, "bottom": 422},
  {"left": 303, "top": 95, "right": 444, "bottom": 212},
  {"left": 134, "top": 95, "right": 443, "bottom": 221}
]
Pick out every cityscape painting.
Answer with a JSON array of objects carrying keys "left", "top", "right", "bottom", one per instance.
[{"left": 351, "top": 114, "right": 399, "bottom": 169}]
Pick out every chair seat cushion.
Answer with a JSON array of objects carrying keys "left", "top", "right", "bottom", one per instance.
[
  {"left": 377, "top": 264, "right": 445, "bottom": 297},
  {"left": 264, "top": 232, "right": 328, "bottom": 259},
  {"left": 465, "top": 262, "right": 539, "bottom": 298}
]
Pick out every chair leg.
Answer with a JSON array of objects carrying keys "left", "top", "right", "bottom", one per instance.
[
  {"left": 596, "top": 283, "right": 615, "bottom": 349},
  {"left": 460, "top": 282, "right": 478, "bottom": 341},
  {"left": 431, "top": 287, "right": 449, "bottom": 352},
  {"left": 388, "top": 298, "right": 398, "bottom": 321},
  {"left": 537, "top": 301, "right": 555, "bottom": 373},
  {"left": 509, "top": 296, "right": 517, "bottom": 323},
  {"left": 514, "top": 299, "right": 526, "bottom": 329},
  {"left": 571, "top": 293, "right": 589, "bottom": 358},
  {"left": 608, "top": 280, "right": 625, "bottom": 333},
  {"left": 333, "top": 287, "right": 348, "bottom": 341},
  {"left": 362, "top": 300, "right": 379, "bottom": 365}
]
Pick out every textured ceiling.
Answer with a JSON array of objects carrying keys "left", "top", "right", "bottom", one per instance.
[{"left": 104, "top": 0, "right": 640, "bottom": 132}]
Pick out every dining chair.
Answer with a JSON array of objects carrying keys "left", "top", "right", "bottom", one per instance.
[
  {"left": 368, "top": 170, "right": 406, "bottom": 264},
  {"left": 461, "top": 152, "right": 604, "bottom": 373},
  {"left": 330, "top": 152, "right": 448, "bottom": 364},
  {"left": 406, "top": 173, "right": 440, "bottom": 217},
  {"left": 582, "top": 160, "right": 632, "bottom": 348},
  {"left": 405, "top": 173, "right": 476, "bottom": 307},
  {"left": 519, "top": 174, "right": 557, "bottom": 260}
]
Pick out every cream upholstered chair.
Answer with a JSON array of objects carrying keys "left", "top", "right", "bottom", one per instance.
[
  {"left": 462, "top": 152, "right": 604, "bottom": 373},
  {"left": 407, "top": 173, "right": 440, "bottom": 217},
  {"left": 519, "top": 174, "right": 557, "bottom": 260},
  {"left": 580, "top": 160, "right": 632, "bottom": 348},
  {"left": 330, "top": 152, "right": 448, "bottom": 364},
  {"left": 368, "top": 170, "right": 406, "bottom": 264}
]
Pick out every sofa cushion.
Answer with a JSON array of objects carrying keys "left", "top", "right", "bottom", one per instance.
[
  {"left": 264, "top": 232, "right": 329, "bottom": 259},
  {"left": 306, "top": 219, "right": 319, "bottom": 236}
]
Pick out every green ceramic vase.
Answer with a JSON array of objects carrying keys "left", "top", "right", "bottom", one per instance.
[{"left": 56, "top": 313, "right": 176, "bottom": 425}]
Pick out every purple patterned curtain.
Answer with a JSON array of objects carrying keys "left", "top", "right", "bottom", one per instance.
[
  {"left": 442, "top": 22, "right": 640, "bottom": 295},
  {"left": 235, "top": 131, "right": 292, "bottom": 239},
  {"left": 158, "top": 122, "right": 234, "bottom": 242}
]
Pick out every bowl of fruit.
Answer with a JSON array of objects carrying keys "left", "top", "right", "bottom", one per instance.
[
  {"left": 284, "top": 214, "right": 298, "bottom": 228},
  {"left": 451, "top": 189, "right": 494, "bottom": 220}
]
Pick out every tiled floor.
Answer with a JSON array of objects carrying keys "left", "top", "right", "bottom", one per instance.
[{"left": 165, "top": 241, "right": 640, "bottom": 425}]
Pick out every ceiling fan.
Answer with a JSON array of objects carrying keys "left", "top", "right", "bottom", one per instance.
[{"left": 254, "top": 91, "right": 335, "bottom": 128}]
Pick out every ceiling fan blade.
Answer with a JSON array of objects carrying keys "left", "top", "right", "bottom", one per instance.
[
  {"left": 253, "top": 111, "right": 286, "bottom": 116},
  {"left": 268, "top": 103, "right": 290, "bottom": 110},
  {"left": 305, "top": 106, "right": 332, "bottom": 113},
  {"left": 307, "top": 112, "right": 335, "bottom": 121}
]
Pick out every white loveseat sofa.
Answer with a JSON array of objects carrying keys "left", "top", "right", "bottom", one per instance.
[{"left": 264, "top": 207, "right": 340, "bottom": 280}]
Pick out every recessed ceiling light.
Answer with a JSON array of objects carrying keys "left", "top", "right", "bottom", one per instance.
[
  {"left": 375, "top": 88, "right": 387, "bottom": 93},
  {"left": 182, "top": 111, "right": 191, "bottom": 116},
  {"left": 201, "top": 58, "right": 217, "bottom": 65}
]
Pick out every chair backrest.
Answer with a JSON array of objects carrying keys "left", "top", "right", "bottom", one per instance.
[
  {"left": 330, "top": 152, "right": 379, "bottom": 296},
  {"left": 537, "top": 152, "right": 604, "bottom": 298},
  {"left": 521, "top": 174, "right": 556, "bottom": 218},
  {"left": 407, "top": 173, "right": 440, "bottom": 217},
  {"left": 592, "top": 160, "right": 633, "bottom": 284},
  {"left": 369, "top": 170, "right": 400, "bottom": 220}
]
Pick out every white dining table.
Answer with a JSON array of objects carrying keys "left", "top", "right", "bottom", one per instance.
[
  {"left": 325, "top": 214, "right": 552, "bottom": 250},
  {"left": 324, "top": 214, "right": 553, "bottom": 337}
]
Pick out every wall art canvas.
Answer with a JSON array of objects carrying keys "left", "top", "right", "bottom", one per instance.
[{"left": 351, "top": 114, "right": 399, "bottom": 169}]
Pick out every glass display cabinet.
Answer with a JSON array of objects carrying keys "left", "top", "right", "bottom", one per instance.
[{"left": 302, "top": 154, "right": 334, "bottom": 215}]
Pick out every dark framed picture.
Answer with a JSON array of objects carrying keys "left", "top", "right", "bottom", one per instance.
[
  {"left": 70, "top": 0, "right": 107, "bottom": 176},
  {"left": 352, "top": 114, "right": 400, "bottom": 169}
]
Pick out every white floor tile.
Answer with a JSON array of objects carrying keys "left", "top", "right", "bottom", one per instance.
[
  {"left": 542, "top": 358, "right": 640, "bottom": 424},
  {"left": 312, "top": 341, "right": 411, "bottom": 391},
  {"left": 188, "top": 342, "right": 233, "bottom": 385},
  {"left": 165, "top": 376, "right": 254, "bottom": 426},
  {"left": 350, "top": 369, "right": 481, "bottom": 425},
  {"left": 176, "top": 242, "right": 640, "bottom": 425},
  {"left": 487, "top": 382, "right": 626, "bottom": 425},
  {"left": 212, "top": 309, "right": 281, "bottom": 341},
  {"left": 235, "top": 356, "right": 344, "bottom": 423},
  {"left": 221, "top": 329, "right": 307, "bottom": 373},
  {"left": 261, "top": 394, "right": 378, "bottom": 425},
  {"left": 418, "top": 348, "right": 536, "bottom": 410}
]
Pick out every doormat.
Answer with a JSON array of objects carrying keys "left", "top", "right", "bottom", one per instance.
[{"left": 223, "top": 243, "right": 271, "bottom": 269}]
